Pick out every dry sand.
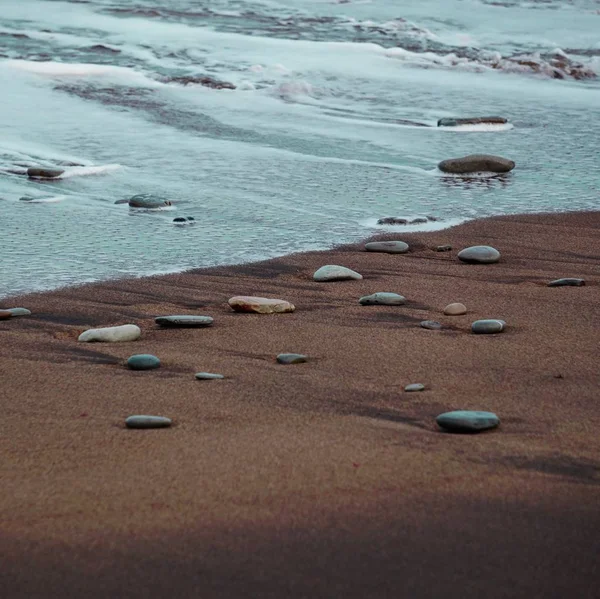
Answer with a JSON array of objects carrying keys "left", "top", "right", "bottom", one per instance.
[{"left": 1, "top": 211, "right": 599, "bottom": 598}]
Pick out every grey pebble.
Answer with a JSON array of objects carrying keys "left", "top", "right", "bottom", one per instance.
[
  {"left": 435, "top": 245, "right": 452, "bottom": 252},
  {"left": 471, "top": 319, "right": 506, "bottom": 334},
  {"left": 404, "top": 383, "right": 425, "bottom": 392},
  {"left": 277, "top": 353, "right": 308, "bottom": 364},
  {"left": 420, "top": 320, "right": 442, "bottom": 330},
  {"left": 436, "top": 410, "right": 500, "bottom": 433},
  {"left": 365, "top": 241, "right": 409, "bottom": 254},
  {"left": 125, "top": 415, "right": 172, "bottom": 429},
  {"left": 359, "top": 292, "right": 406, "bottom": 306},
  {"left": 195, "top": 372, "right": 225, "bottom": 380},
  {"left": 155, "top": 315, "right": 214, "bottom": 328},
  {"left": 127, "top": 354, "right": 161, "bottom": 370},
  {"left": 547, "top": 278, "right": 585, "bottom": 287},
  {"left": 457, "top": 246, "right": 500, "bottom": 264},
  {"left": 6, "top": 308, "right": 31, "bottom": 317}
]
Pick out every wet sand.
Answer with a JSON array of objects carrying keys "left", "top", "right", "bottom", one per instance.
[{"left": 1, "top": 211, "right": 599, "bottom": 598}]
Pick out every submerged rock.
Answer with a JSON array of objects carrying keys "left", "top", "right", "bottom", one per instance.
[
  {"left": 125, "top": 415, "right": 172, "bottom": 429},
  {"left": 276, "top": 353, "right": 308, "bottom": 364},
  {"left": 437, "top": 116, "right": 508, "bottom": 127},
  {"left": 78, "top": 324, "right": 141, "bottom": 343},
  {"left": 365, "top": 241, "right": 409, "bottom": 254},
  {"left": 128, "top": 194, "right": 172, "bottom": 209},
  {"left": 548, "top": 278, "right": 585, "bottom": 287},
  {"left": 27, "top": 167, "right": 65, "bottom": 179},
  {"left": 228, "top": 296, "right": 295, "bottom": 314},
  {"left": 457, "top": 246, "right": 500, "bottom": 264},
  {"left": 438, "top": 154, "right": 515, "bottom": 174},
  {"left": 377, "top": 217, "right": 407, "bottom": 225},
  {"left": 436, "top": 410, "right": 500, "bottom": 433},
  {"left": 359, "top": 292, "right": 406, "bottom": 306},
  {"left": 313, "top": 265, "right": 363, "bottom": 282}
]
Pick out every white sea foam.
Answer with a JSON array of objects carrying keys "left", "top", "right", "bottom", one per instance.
[
  {"left": 437, "top": 123, "right": 515, "bottom": 132},
  {"left": 362, "top": 217, "right": 469, "bottom": 232},
  {"left": 59, "top": 164, "right": 123, "bottom": 179}
]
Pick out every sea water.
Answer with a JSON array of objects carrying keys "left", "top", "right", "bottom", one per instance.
[{"left": 1, "top": 0, "right": 599, "bottom": 297}]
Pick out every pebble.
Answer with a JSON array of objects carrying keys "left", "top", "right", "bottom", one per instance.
[
  {"left": 435, "top": 245, "right": 452, "bottom": 252},
  {"left": 404, "top": 383, "right": 425, "bottom": 392},
  {"left": 0, "top": 310, "right": 12, "bottom": 320},
  {"left": 365, "top": 241, "right": 409, "bottom": 254},
  {"left": 437, "top": 116, "right": 507, "bottom": 127},
  {"left": 457, "top": 246, "right": 500, "bottom": 264},
  {"left": 128, "top": 193, "right": 172, "bottom": 209},
  {"left": 359, "top": 292, "right": 406, "bottom": 306},
  {"left": 228, "top": 296, "right": 295, "bottom": 314},
  {"left": 6, "top": 308, "right": 32, "bottom": 316},
  {"left": 78, "top": 324, "right": 141, "bottom": 343},
  {"left": 471, "top": 319, "right": 506, "bottom": 334},
  {"left": 27, "top": 167, "right": 65, "bottom": 179},
  {"left": 444, "top": 303, "right": 467, "bottom": 316},
  {"left": 125, "top": 415, "right": 172, "bottom": 429},
  {"left": 127, "top": 354, "right": 161, "bottom": 370},
  {"left": 195, "top": 372, "right": 225, "bottom": 380},
  {"left": 436, "top": 410, "right": 500, "bottom": 433},
  {"left": 155, "top": 315, "right": 214, "bottom": 327},
  {"left": 277, "top": 353, "right": 308, "bottom": 364},
  {"left": 548, "top": 278, "right": 585, "bottom": 287},
  {"left": 438, "top": 154, "right": 515, "bottom": 174},
  {"left": 313, "top": 265, "right": 363, "bottom": 282},
  {"left": 420, "top": 320, "right": 442, "bottom": 330}
]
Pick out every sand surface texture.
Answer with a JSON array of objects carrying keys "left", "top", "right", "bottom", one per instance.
[{"left": 1, "top": 212, "right": 599, "bottom": 598}]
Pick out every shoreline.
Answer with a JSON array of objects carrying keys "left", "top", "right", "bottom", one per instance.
[{"left": 1, "top": 210, "right": 600, "bottom": 598}]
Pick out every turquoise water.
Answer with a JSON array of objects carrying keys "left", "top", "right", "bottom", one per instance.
[{"left": 1, "top": 0, "right": 599, "bottom": 297}]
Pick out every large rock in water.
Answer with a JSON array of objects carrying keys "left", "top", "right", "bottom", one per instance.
[
  {"left": 313, "top": 265, "right": 363, "bottom": 282},
  {"left": 27, "top": 167, "right": 64, "bottom": 179},
  {"left": 128, "top": 194, "right": 172, "bottom": 209},
  {"left": 228, "top": 296, "right": 295, "bottom": 314},
  {"left": 438, "top": 154, "right": 515, "bottom": 174},
  {"left": 457, "top": 246, "right": 500, "bottom": 264},
  {"left": 78, "top": 324, "right": 141, "bottom": 342},
  {"left": 437, "top": 116, "right": 508, "bottom": 127}
]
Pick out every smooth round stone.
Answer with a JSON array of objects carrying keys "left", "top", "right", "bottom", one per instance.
[
  {"left": 276, "top": 353, "right": 308, "bottom": 364},
  {"left": 228, "top": 296, "right": 295, "bottom": 314},
  {"left": 195, "top": 372, "right": 224, "bottom": 380},
  {"left": 155, "top": 315, "right": 214, "bottom": 327},
  {"left": 457, "top": 246, "right": 500, "bottom": 264},
  {"left": 27, "top": 167, "right": 65, "bottom": 179},
  {"left": 128, "top": 193, "right": 172, "bottom": 209},
  {"left": 313, "top": 265, "right": 363, "bottom": 282},
  {"left": 436, "top": 410, "right": 500, "bottom": 433},
  {"left": 359, "top": 292, "right": 406, "bottom": 306},
  {"left": 438, "top": 154, "right": 515, "bottom": 174},
  {"left": 438, "top": 116, "right": 507, "bottom": 127},
  {"left": 404, "top": 383, "right": 425, "bottom": 392},
  {"left": 78, "top": 324, "right": 141, "bottom": 343},
  {"left": 548, "top": 278, "right": 585, "bottom": 287},
  {"left": 6, "top": 308, "right": 32, "bottom": 317},
  {"left": 435, "top": 245, "right": 452, "bottom": 252},
  {"left": 421, "top": 320, "right": 442, "bottom": 330},
  {"left": 471, "top": 319, "right": 506, "bottom": 334},
  {"left": 0, "top": 310, "right": 12, "bottom": 320},
  {"left": 444, "top": 303, "right": 467, "bottom": 316},
  {"left": 125, "top": 415, "right": 172, "bottom": 429},
  {"left": 365, "top": 241, "right": 409, "bottom": 254},
  {"left": 127, "top": 354, "right": 161, "bottom": 370}
]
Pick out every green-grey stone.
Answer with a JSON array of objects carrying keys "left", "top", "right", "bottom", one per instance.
[
  {"left": 127, "top": 354, "right": 161, "bottom": 370},
  {"left": 548, "top": 278, "right": 585, "bottom": 287},
  {"left": 155, "top": 315, "right": 214, "bottom": 327},
  {"left": 195, "top": 372, "right": 225, "bottom": 380},
  {"left": 313, "top": 265, "right": 362, "bottom": 282},
  {"left": 457, "top": 246, "right": 500, "bottom": 264},
  {"left": 359, "top": 292, "right": 406, "bottom": 306},
  {"left": 365, "top": 241, "right": 409, "bottom": 254},
  {"left": 421, "top": 320, "right": 442, "bottom": 330},
  {"left": 471, "top": 319, "right": 505, "bottom": 334},
  {"left": 277, "top": 353, "right": 308, "bottom": 364},
  {"left": 6, "top": 308, "right": 31, "bottom": 317},
  {"left": 436, "top": 410, "right": 500, "bottom": 433},
  {"left": 125, "top": 415, "right": 172, "bottom": 429},
  {"left": 404, "top": 383, "right": 425, "bottom": 392}
]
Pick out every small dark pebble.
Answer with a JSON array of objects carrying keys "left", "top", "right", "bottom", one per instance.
[
  {"left": 547, "top": 278, "right": 585, "bottom": 287},
  {"left": 435, "top": 245, "right": 452, "bottom": 252}
]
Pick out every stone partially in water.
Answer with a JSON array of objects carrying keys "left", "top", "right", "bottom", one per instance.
[
  {"left": 228, "top": 296, "right": 295, "bottom": 314},
  {"left": 127, "top": 354, "right": 161, "bottom": 370},
  {"left": 471, "top": 319, "right": 506, "bottom": 334},
  {"left": 27, "top": 167, "right": 65, "bottom": 179},
  {"left": 421, "top": 320, "right": 442, "bottom": 330},
  {"left": 436, "top": 410, "right": 500, "bottom": 433},
  {"left": 155, "top": 315, "right": 214, "bottom": 327},
  {"left": 276, "top": 353, "right": 307, "bottom": 364},
  {"left": 125, "top": 415, "right": 172, "bottom": 429},
  {"left": 457, "top": 246, "right": 500, "bottom": 264},
  {"left": 359, "top": 293, "right": 406, "bottom": 306},
  {"left": 437, "top": 116, "right": 508, "bottom": 127},
  {"left": 313, "top": 265, "right": 362, "bottom": 282},
  {"left": 444, "top": 303, "right": 467, "bottom": 316},
  {"left": 377, "top": 217, "right": 408, "bottom": 225},
  {"left": 404, "top": 383, "right": 425, "bottom": 392},
  {"left": 78, "top": 324, "right": 141, "bottom": 343},
  {"left": 195, "top": 372, "right": 225, "bottom": 380},
  {"left": 128, "top": 194, "right": 172, "bottom": 209},
  {"left": 548, "top": 278, "right": 585, "bottom": 287},
  {"left": 365, "top": 241, "right": 409, "bottom": 254},
  {"left": 438, "top": 154, "right": 515, "bottom": 174}
]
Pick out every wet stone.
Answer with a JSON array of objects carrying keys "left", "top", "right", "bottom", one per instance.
[
  {"left": 471, "top": 319, "right": 506, "bottom": 334},
  {"left": 128, "top": 193, "right": 172, "bottom": 209},
  {"left": 421, "top": 320, "right": 442, "bottom": 330},
  {"left": 127, "top": 354, "right": 161, "bottom": 370},
  {"left": 436, "top": 410, "right": 500, "bottom": 433},
  {"left": 359, "top": 292, "right": 406, "bottom": 306},
  {"left": 27, "top": 167, "right": 64, "bottom": 179},
  {"left": 155, "top": 315, "right": 214, "bottom": 327},
  {"left": 365, "top": 241, "right": 409, "bottom": 254},
  {"left": 438, "top": 154, "right": 515, "bottom": 174},
  {"left": 548, "top": 278, "right": 585, "bottom": 287},
  {"left": 313, "top": 265, "right": 362, "bottom": 282},
  {"left": 457, "top": 246, "right": 500, "bottom": 264},
  {"left": 437, "top": 116, "right": 507, "bottom": 127},
  {"left": 125, "top": 415, "right": 172, "bottom": 429},
  {"left": 404, "top": 383, "right": 425, "bottom": 392},
  {"left": 277, "top": 353, "right": 307, "bottom": 364},
  {"left": 377, "top": 217, "right": 407, "bottom": 225},
  {"left": 195, "top": 372, "right": 225, "bottom": 380}
]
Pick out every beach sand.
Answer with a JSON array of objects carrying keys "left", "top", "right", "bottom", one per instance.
[{"left": 1, "top": 211, "right": 599, "bottom": 598}]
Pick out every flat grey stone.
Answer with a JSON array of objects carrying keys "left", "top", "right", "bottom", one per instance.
[
  {"left": 313, "top": 265, "right": 362, "bottom": 282},
  {"left": 359, "top": 292, "right": 406, "bottom": 306},
  {"left": 548, "top": 278, "right": 585, "bottom": 287},
  {"left": 438, "top": 154, "right": 515, "bottom": 174},
  {"left": 79, "top": 324, "right": 141, "bottom": 343},
  {"left": 471, "top": 319, "right": 506, "bottom": 334},
  {"left": 155, "top": 315, "right": 214, "bottom": 327},
  {"left": 404, "top": 383, "right": 425, "bottom": 392},
  {"left": 195, "top": 372, "right": 225, "bottom": 380},
  {"left": 365, "top": 241, "right": 409, "bottom": 254},
  {"left": 437, "top": 116, "right": 507, "bottom": 127},
  {"left": 127, "top": 354, "right": 161, "bottom": 370},
  {"left": 421, "top": 320, "right": 442, "bottom": 330},
  {"left": 125, "top": 415, "right": 172, "bottom": 429},
  {"left": 277, "top": 353, "right": 308, "bottom": 364},
  {"left": 128, "top": 193, "right": 172, "bottom": 209},
  {"left": 457, "top": 246, "right": 500, "bottom": 264},
  {"left": 435, "top": 245, "right": 452, "bottom": 252},
  {"left": 436, "top": 410, "right": 500, "bottom": 433},
  {"left": 27, "top": 167, "right": 65, "bottom": 179},
  {"left": 6, "top": 308, "right": 31, "bottom": 317}
]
